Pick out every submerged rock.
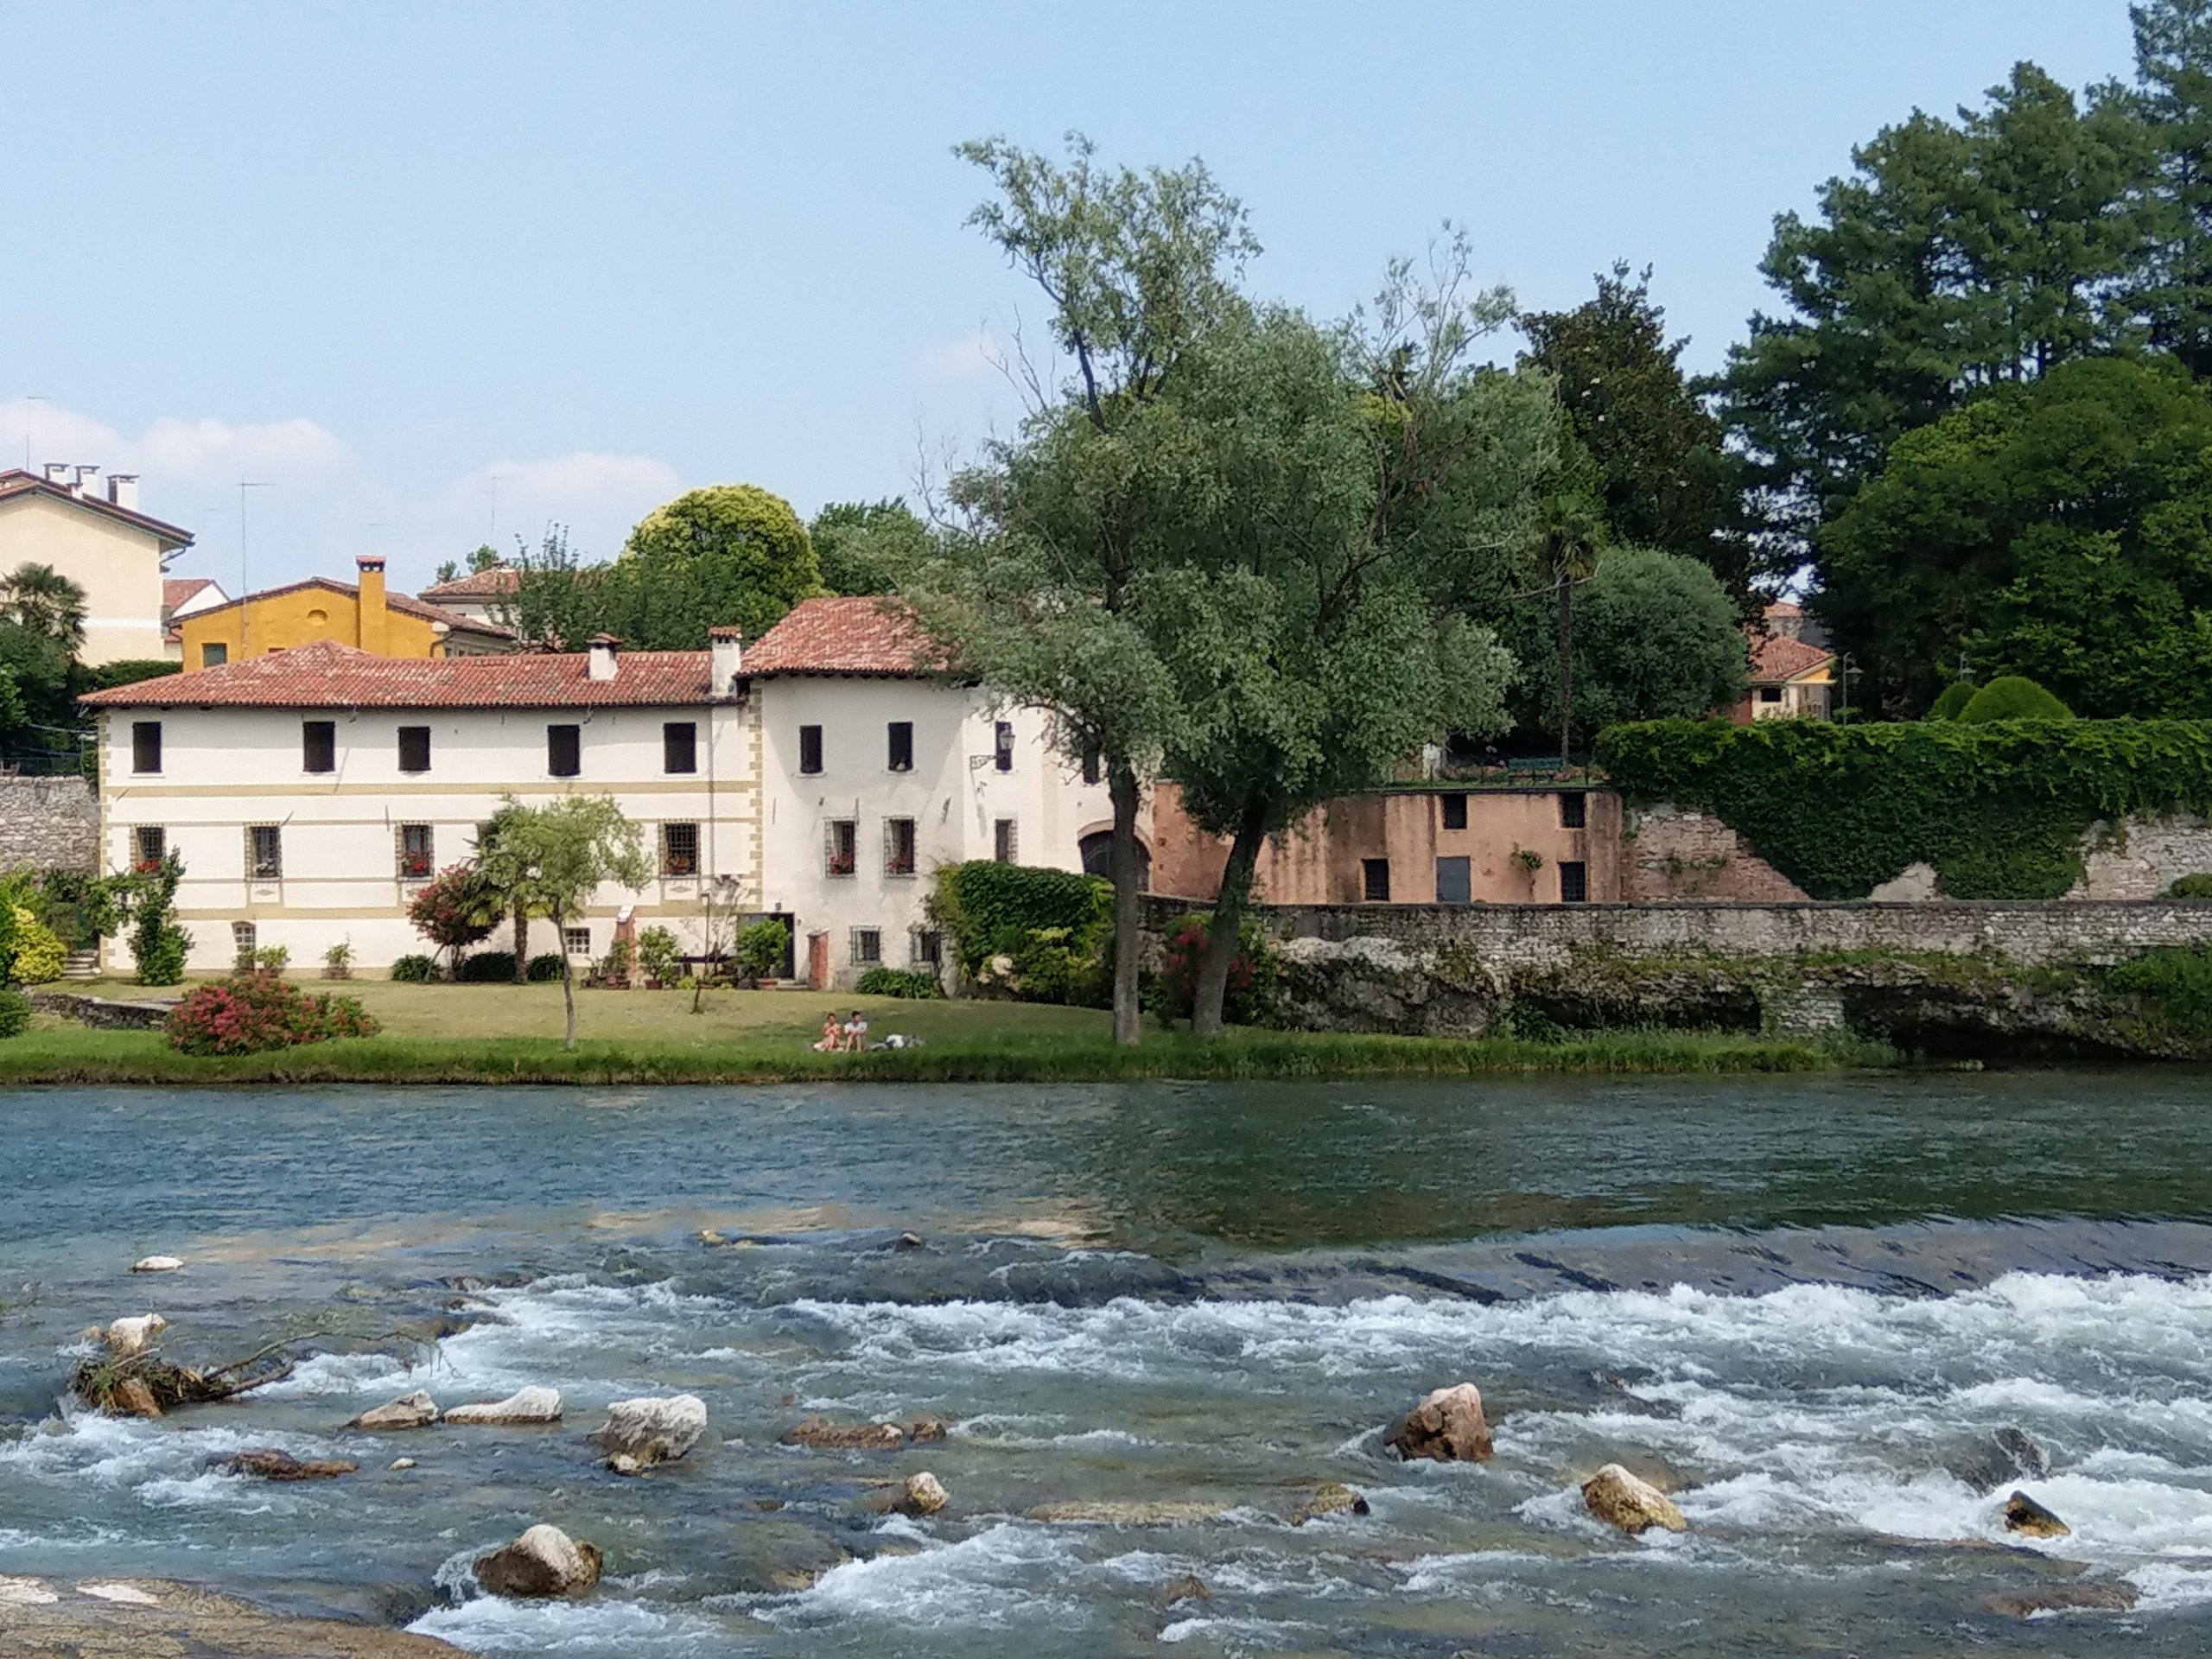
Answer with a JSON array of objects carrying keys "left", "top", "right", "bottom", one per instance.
[
  {"left": 108, "top": 1376, "right": 162, "bottom": 1418},
  {"left": 1027, "top": 1499, "right": 1232, "bottom": 1525},
  {"left": 1385, "top": 1383, "right": 1493, "bottom": 1463},
  {"left": 1582, "top": 1464, "right": 1688, "bottom": 1535},
  {"left": 0, "top": 1579, "right": 461, "bottom": 1656},
  {"left": 2002, "top": 1491, "right": 2070, "bottom": 1539},
  {"left": 105, "top": 1314, "right": 167, "bottom": 1357},
  {"left": 442, "top": 1386, "right": 562, "bottom": 1426},
  {"left": 1156, "top": 1573, "right": 1210, "bottom": 1605},
  {"left": 728, "top": 1520, "right": 853, "bottom": 1592},
  {"left": 474, "top": 1525, "right": 602, "bottom": 1599},
  {"left": 592, "top": 1395, "right": 706, "bottom": 1469},
  {"left": 1955, "top": 1426, "right": 2053, "bottom": 1492},
  {"left": 893, "top": 1471, "right": 948, "bottom": 1516},
  {"left": 906, "top": 1414, "right": 950, "bottom": 1443},
  {"left": 1980, "top": 1581, "right": 2137, "bottom": 1618},
  {"left": 353, "top": 1390, "right": 440, "bottom": 1430},
  {"left": 1995, "top": 1427, "right": 2050, "bottom": 1481},
  {"left": 220, "top": 1448, "right": 359, "bottom": 1481},
  {"left": 1293, "top": 1482, "right": 1371, "bottom": 1525},
  {"left": 130, "top": 1255, "right": 183, "bottom": 1274},
  {"left": 782, "top": 1414, "right": 906, "bottom": 1450}
]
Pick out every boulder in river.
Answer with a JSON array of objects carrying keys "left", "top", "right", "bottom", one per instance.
[
  {"left": 782, "top": 1414, "right": 906, "bottom": 1450},
  {"left": 592, "top": 1395, "right": 706, "bottom": 1469},
  {"left": 2002, "top": 1490, "right": 2070, "bottom": 1539},
  {"left": 353, "top": 1390, "right": 440, "bottom": 1430},
  {"left": 1582, "top": 1464, "right": 1689, "bottom": 1535},
  {"left": 108, "top": 1377, "right": 162, "bottom": 1418},
  {"left": 104, "top": 1314, "right": 167, "bottom": 1357},
  {"left": 220, "top": 1447, "right": 359, "bottom": 1481},
  {"left": 1980, "top": 1581, "right": 2136, "bottom": 1618},
  {"left": 442, "top": 1386, "right": 562, "bottom": 1426},
  {"left": 130, "top": 1255, "right": 183, "bottom": 1274},
  {"left": 473, "top": 1524, "right": 602, "bottom": 1599},
  {"left": 893, "top": 1471, "right": 948, "bottom": 1516},
  {"left": 1156, "top": 1573, "right": 1210, "bottom": 1606},
  {"left": 1384, "top": 1382, "right": 1493, "bottom": 1462},
  {"left": 1293, "top": 1482, "right": 1371, "bottom": 1525}
]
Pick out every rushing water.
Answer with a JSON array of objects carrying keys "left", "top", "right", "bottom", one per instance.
[{"left": 5, "top": 1073, "right": 2212, "bottom": 1655}]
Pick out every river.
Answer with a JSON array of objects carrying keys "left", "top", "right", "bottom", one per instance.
[{"left": 4, "top": 1073, "right": 2212, "bottom": 1655}]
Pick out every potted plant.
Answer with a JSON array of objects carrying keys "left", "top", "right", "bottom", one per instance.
[
  {"left": 323, "top": 939, "right": 354, "bottom": 981},
  {"left": 637, "top": 925, "right": 681, "bottom": 990}
]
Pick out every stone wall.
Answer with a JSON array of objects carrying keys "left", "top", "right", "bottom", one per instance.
[
  {"left": 2070, "top": 813, "right": 2212, "bottom": 899},
  {"left": 1619, "top": 804, "right": 1808, "bottom": 901},
  {"left": 0, "top": 776, "right": 98, "bottom": 873}
]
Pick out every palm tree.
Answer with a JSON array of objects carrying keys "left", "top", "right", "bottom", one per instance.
[{"left": 1, "top": 563, "right": 89, "bottom": 652}]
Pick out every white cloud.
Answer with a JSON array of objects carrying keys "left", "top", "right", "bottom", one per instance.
[
  {"left": 441, "top": 452, "right": 684, "bottom": 558},
  {"left": 137, "top": 416, "right": 348, "bottom": 480},
  {"left": 915, "top": 329, "right": 1007, "bottom": 382}
]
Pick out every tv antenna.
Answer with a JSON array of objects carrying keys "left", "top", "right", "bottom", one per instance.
[
  {"left": 21, "top": 394, "right": 48, "bottom": 471},
  {"left": 238, "top": 480, "right": 272, "bottom": 656}
]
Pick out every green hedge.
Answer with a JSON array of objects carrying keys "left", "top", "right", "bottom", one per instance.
[
  {"left": 929, "top": 861, "right": 1112, "bottom": 1005},
  {"left": 1598, "top": 717, "right": 2212, "bottom": 899}
]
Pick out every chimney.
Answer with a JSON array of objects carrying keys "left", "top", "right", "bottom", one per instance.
[
  {"left": 356, "top": 555, "right": 390, "bottom": 655},
  {"left": 709, "top": 625, "right": 743, "bottom": 695},
  {"left": 41, "top": 461, "right": 71, "bottom": 487},
  {"left": 106, "top": 474, "right": 140, "bottom": 511},
  {"left": 588, "top": 632, "right": 620, "bottom": 681},
  {"left": 72, "top": 464, "right": 99, "bottom": 498}
]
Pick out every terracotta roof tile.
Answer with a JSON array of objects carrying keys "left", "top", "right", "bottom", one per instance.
[
  {"left": 81, "top": 639, "right": 713, "bottom": 709},
  {"left": 184, "top": 575, "right": 515, "bottom": 640},
  {"left": 1750, "top": 631, "right": 1834, "bottom": 683},
  {"left": 421, "top": 566, "right": 521, "bottom": 599},
  {"left": 744, "top": 594, "right": 938, "bottom": 677},
  {"left": 162, "top": 577, "right": 216, "bottom": 611}
]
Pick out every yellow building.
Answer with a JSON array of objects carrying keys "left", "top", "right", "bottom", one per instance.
[
  {"left": 0, "top": 466, "right": 194, "bottom": 666},
  {"left": 179, "top": 555, "right": 516, "bottom": 667}
]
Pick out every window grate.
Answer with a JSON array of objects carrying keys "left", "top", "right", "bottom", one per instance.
[
  {"left": 993, "top": 818, "right": 1017, "bottom": 864},
  {"left": 910, "top": 928, "right": 943, "bottom": 966},
  {"left": 826, "top": 818, "right": 857, "bottom": 877},
  {"left": 661, "top": 821, "right": 700, "bottom": 877},
  {"left": 885, "top": 817, "right": 917, "bottom": 876},
  {"left": 1362, "top": 858, "right": 1391, "bottom": 902},
  {"left": 1560, "top": 861, "right": 1589, "bottom": 904},
  {"left": 397, "top": 823, "right": 433, "bottom": 880},
  {"left": 247, "top": 824, "right": 283, "bottom": 881},
  {"left": 850, "top": 927, "right": 882, "bottom": 966},
  {"left": 132, "top": 826, "right": 166, "bottom": 870},
  {"left": 1558, "top": 791, "right": 1586, "bottom": 829}
]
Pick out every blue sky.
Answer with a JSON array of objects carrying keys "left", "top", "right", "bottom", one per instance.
[{"left": 0, "top": 1, "right": 2136, "bottom": 598}]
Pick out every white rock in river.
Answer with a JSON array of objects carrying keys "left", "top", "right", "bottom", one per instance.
[
  {"left": 130, "top": 1255, "right": 183, "bottom": 1274},
  {"left": 473, "top": 1524, "right": 601, "bottom": 1599},
  {"left": 894, "top": 1471, "right": 948, "bottom": 1516},
  {"left": 442, "top": 1386, "right": 563, "bottom": 1425},
  {"left": 592, "top": 1395, "right": 706, "bottom": 1466},
  {"left": 352, "top": 1390, "right": 440, "bottom": 1430},
  {"left": 1582, "top": 1463, "right": 1688, "bottom": 1535},
  {"left": 104, "top": 1314, "right": 168, "bottom": 1356}
]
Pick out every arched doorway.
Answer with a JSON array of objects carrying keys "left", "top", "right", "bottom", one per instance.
[{"left": 1079, "top": 830, "right": 1149, "bottom": 891}]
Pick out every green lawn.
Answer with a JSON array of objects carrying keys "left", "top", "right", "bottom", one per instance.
[{"left": 8, "top": 977, "right": 1889, "bottom": 1084}]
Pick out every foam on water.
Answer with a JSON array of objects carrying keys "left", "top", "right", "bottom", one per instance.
[
  {"left": 771, "top": 1523, "right": 1088, "bottom": 1630},
  {"left": 410, "top": 1595, "right": 732, "bottom": 1655}
]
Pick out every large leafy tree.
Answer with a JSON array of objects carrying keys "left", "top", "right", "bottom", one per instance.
[
  {"left": 473, "top": 794, "right": 649, "bottom": 1048},
  {"left": 810, "top": 499, "right": 934, "bottom": 596},
  {"left": 1821, "top": 354, "right": 2212, "bottom": 715},
  {"left": 613, "top": 485, "right": 823, "bottom": 647}
]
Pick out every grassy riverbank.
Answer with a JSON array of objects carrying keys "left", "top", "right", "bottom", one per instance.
[{"left": 6, "top": 978, "right": 1891, "bottom": 1084}]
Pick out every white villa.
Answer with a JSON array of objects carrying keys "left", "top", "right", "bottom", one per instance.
[
  {"left": 81, "top": 596, "right": 1117, "bottom": 987},
  {"left": 0, "top": 466, "right": 196, "bottom": 666}
]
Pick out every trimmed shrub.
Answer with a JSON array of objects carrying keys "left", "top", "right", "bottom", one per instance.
[
  {"left": 8, "top": 906, "right": 67, "bottom": 984},
  {"left": 165, "top": 971, "right": 379, "bottom": 1056},
  {"left": 1958, "top": 675, "right": 2073, "bottom": 722},
  {"left": 931, "top": 861, "right": 1111, "bottom": 1005},
  {"left": 736, "top": 918, "right": 791, "bottom": 979},
  {"left": 1928, "top": 682, "right": 1977, "bottom": 721},
  {"left": 855, "top": 966, "right": 944, "bottom": 999},
  {"left": 526, "top": 953, "right": 567, "bottom": 982},
  {"left": 1154, "top": 912, "right": 1279, "bottom": 1026},
  {"left": 0, "top": 986, "right": 29, "bottom": 1039},
  {"left": 637, "top": 926, "right": 682, "bottom": 983},
  {"left": 455, "top": 950, "right": 518, "bottom": 982},
  {"left": 2167, "top": 873, "right": 2212, "bottom": 899},
  {"left": 389, "top": 954, "right": 439, "bottom": 982}
]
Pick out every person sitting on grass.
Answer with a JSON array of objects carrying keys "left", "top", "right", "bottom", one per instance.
[
  {"left": 812, "top": 1011, "right": 842, "bottom": 1052},
  {"left": 842, "top": 1009, "right": 868, "bottom": 1052}
]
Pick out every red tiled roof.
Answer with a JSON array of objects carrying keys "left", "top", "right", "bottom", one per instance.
[
  {"left": 421, "top": 565, "right": 521, "bottom": 599},
  {"left": 162, "top": 577, "right": 215, "bottom": 611},
  {"left": 1750, "top": 631, "right": 1834, "bottom": 684},
  {"left": 0, "top": 468, "right": 194, "bottom": 549},
  {"left": 1764, "top": 600, "right": 1803, "bottom": 620},
  {"left": 744, "top": 594, "right": 938, "bottom": 677},
  {"left": 81, "top": 639, "right": 714, "bottom": 709},
  {"left": 184, "top": 575, "right": 514, "bottom": 639}
]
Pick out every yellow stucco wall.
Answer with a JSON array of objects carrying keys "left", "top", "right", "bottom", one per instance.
[
  {"left": 179, "top": 579, "right": 444, "bottom": 666},
  {"left": 0, "top": 493, "right": 171, "bottom": 666}
]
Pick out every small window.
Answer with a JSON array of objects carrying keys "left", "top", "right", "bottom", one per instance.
[
  {"left": 200, "top": 642, "right": 227, "bottom": 668},
  {"left": 232, "top": 920, "right": 256, "bottom": 965},
  {"left": 247, "top": 824, "right": 283, "bottom": 881},
  {"left": 1759, "top": 686, "right": 1783, "bottom": 703},
  {"left": 397, "top": 823, "right": 433, "bottom": 880},
  {"left": 850, "top": 927, "right": 882, "bottom": 966},
  {"left": 887, "top": 721, "right": 913, "bottom": 772},
  {"left": 302, "top": 720, "right": 336, "bottom": 774},
  {"left": 1560, "top": 861, "right": 1589, "bottom": 904},
  {"left": 826, "top": 818, "right": 857, "bottom": 877},
  {"left": 132, "top": 826, "right": 167, "bottom": 869},
  {"left": 1436, "top": 855, "right": 1471, "bottom": 905},
  {"left": 398, "top": 726, "right": 431, "bottom": 773},
  {"left": 661, "top": 822, "right": 700, "bottom": 877},
  {"left": 548, "top": 723, "right": 582, "bottom": 777},
  {"left": 885, "top": 817, "right": 917, "bottom": 876},
  {"left": 130, "top": 721, "right": 162, "bottom": 774},
  {"left": 664, "top": 721, "right": 697, "bottom": 775},
  {"left": 1559, "top": 791, "right": 1587, "bottom": 830},
  {"left": 1362, "top": 857, "right": 1392, "bottom": 902},
  {"left": 911, "top": 927, "right": 943, "bottom": 966},
  {"left": 994, "top": 818, "right": 1017, "bottom": 863},
  {"left": 563, "top": 925, "right": 592, "bottom": 957},
  {"left": 994, "top": 720, "right": 1014, "bottom": 772},
  {"left": 1440, "top": 793, "right": 1468, "bottom": 830},
  {"left": 798, "top": 724, "right": 823, "bottom": 775}
]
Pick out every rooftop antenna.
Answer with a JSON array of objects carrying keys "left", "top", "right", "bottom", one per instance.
[
  {"left": 238, "top": 480, "right": 271, "bottom": 657},
  {"left": 486, "top": 472, "right": 504, "bottom": 547},
  {"left": 22, "top": 395, "right": 48, "bottom": 471}
]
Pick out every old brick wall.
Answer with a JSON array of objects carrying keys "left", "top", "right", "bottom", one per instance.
[
  {"left": 1619, "top": 804, "right": 1808, "bottom": 902},
  {"left": 0, "top": 776, "right": 98, "bottom": 873},
  {"left": 2071, "top": 814, "right": 2212, "bottom": 899}
]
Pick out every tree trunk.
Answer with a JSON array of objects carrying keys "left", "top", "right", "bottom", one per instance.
[
  {"left": 512, "top": 902, "right": 529, "bottom": 983},
  {"left": 554, "top": 904, "right": 577, "bottom": 1050},
  {"left": 1109, "top": 763, "right": 1144, "bottom": 1047},
  {"left": 1191, "top": 795, "right": 1272, "bottom": 1039},
  {"left": 1557, "top": 561, "right": 1575, "bottom": 770}
]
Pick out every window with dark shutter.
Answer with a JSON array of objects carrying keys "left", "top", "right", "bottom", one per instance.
[
  {"left": 661, "top": 822, "right": 700, "bottom": 876},
  {"left": 798, "top": 725, "right": 823, "bottom": 774},
  {"left": 663, "top": 722, "right": 697, "bottom": 774},
  {"left": 994, "top": 818, "right": 1017, "bottom": 863},
  {"left": 1560, "top": 861, "right": 1589, "bottom": 903},
  {"left": 398, "top": 726, "right": 431, "bottom": 773},
  {"left": 302, "top": 721, "right": 337, "bottom": 774},
  {"left": 994, "top": 720, "right": 1014, "bottom": 772},
  {"left": 1362, "top": 858, "right": 1391, "bottom": 902},
  {"left": 131, "top": 721, "right": 162, "bottom": 774},
  {"left": 547, "top": 724, "right": 582, "bottom": 777},
  {"left": 826, "top": 819, "right": 857, "bottom": 876},
  {"left": 887, "top": 721, "right": 913, "bottom": 772},
  {"left": 1435, "top": 855, "right": 1471, "bottom": 904},
  {"left": 1441, "top": 793, "right": 1468, "bottom": 830},
  {"left": 248, "top": 824, "right": 283, "bottom": 880},
  {"left": 850, "top": 927, "right": 882, "bottom": 965},
  {"left": 911, "top": 928, "right": 943, "bottom": 966},
  {"left": 1559, "top": 791, "right": 1586, "bottom": 829}
]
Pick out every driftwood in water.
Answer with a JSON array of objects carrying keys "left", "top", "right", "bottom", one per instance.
[{"left": 71, "top": 1338, "right": 298, "bottom": 1418}]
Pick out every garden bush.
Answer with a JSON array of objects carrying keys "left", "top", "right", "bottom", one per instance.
[
  {"left": 165, "top": 970, "right": 379, "bottom": 1056},
  {"left": 931, "top": 862, "right": 1111, "bottom": 1005},
  {"left": 7, "top": 905, "right": 66, "bottom": 984},
  {"left": 1958, "top": 675, "right": 2073, "bottom": 722},
  {"left": 455, "top": 950, "right": 518, "bottom": 982},
  {"left": 2108, "top": 946, "right": 2212, "bottom": 1035},
  {"left": 736, "top": 918, "right": 791, "bottom": 979},
  {"left": 1928, "top": 682, "right": 1977, "bottom": 721},
  {"left": 638, "top": 926, "right": 682, "bottom": 983},
  {"left": 2166, "top": 873, "right": 2212, "bottom": 899},
  {"left": 389, "top": 954, "right": 439, "bottom": 982},
  {"left": 526, "top": 953, "right": 568, "bottom": 982},
  {"left": 1154, "top": 912, "right": 1280, "bottom": 1026},
  {"left": 0, "top": 987, "right": 28, "bottom": 1040},
  {"left": 855, "top": 966, "right": 944, "bottom": 999}
]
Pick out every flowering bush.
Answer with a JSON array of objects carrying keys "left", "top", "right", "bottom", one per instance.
[
  {"left": 1155, "top": 914, "right": 1278, "bottom": 1027},
  {"left": 165, "top": 970, "right": 380, "bottom": 1057},
  {"left": 406, "top": 864, "right": 497, "bottom": 976}
]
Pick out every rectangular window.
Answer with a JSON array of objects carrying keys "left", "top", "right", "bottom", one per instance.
[
  {"left": 247, "top": 824, "right": 283, "bottom": 881},
  {"left": 798, "top": 724, "right": 823, "bottom": 775},
  {"left": 887, "top": 721, "right": 913, "bottom": 772},
  {"left": 911, "top": 927, "right": 943, "bottom": 966},
  {"left": 232, "top": 920, "right": 256, "bottom": 964},
  {"left": 885, "top": 817, "right": 917, "bottom": 876},
  {"left": 850, "top": 926, "right": 882, "bottom": 966},
  {"left": 661, "top": 821, "right": 700, "bottom": 877},
  {"left": 302, "top": 720, "right": 337, "bottom": 774},
  {"left": 130, "top": 721, "right": 162, "bottom": 775},
  {"left": 1759, "top": 686, "right": 1783, "bottom": 703},
  {"left": 397, "top": 726, "right": 431, "bottom": 773},
  {"left": 663, "top": 721, "right": 697, "bottom": 774},
  {"left": 547, "top": 723, "right": 582, "bottom": 778},
  {"left": 1440, "top": 793, "right": 1468, "bottom": 830},
  {"left": 1436, "top": 855, "right": 1471, "bottom": 905},
  {"left": 826, "top": 818, "right": 857, "bottom": 877},
  {"left": 994, "top": 818, "right": 1017, "bottom": 863},
  {"left": 563, "top": 925, "right": 592, "bottom": 957},
  {"left": 1362, "top": 857, "right": 1392, "bottom": 902},
  {"left": 397, "top": 823, "right": 434, "bottom": 880},
  {"left": 1560, "top": 861, "right": 1589, "bottom": 904},
  {"left": 994, "top": 720, "right": 1014, "bottom": 772},
  {"left": 200, "top": 642, "right": 227, "bottom": 668},
  {"left": 132, "top": 826, "right": 167, "bottom": 869},
  {"left": 1559, "top": 791, "right": 1587, "bottom": 829}
]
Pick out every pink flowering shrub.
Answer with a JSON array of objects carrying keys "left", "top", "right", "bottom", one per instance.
[{"left": 165, "top": 970, "right": 380, "bottom": 1057}]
